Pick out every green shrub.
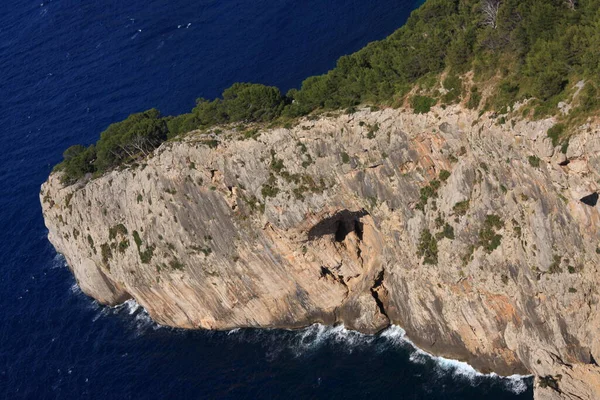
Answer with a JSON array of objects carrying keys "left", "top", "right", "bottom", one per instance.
[
  {"left": 132, "top": 230, "right": 142, "bottom": 249},
  {"left": 417, "top": 229, "right": 438, "bottom": 265},
  {"left": 341, "top": 152, "right": 350, "bottom": 164},
  {"left": 87, "top": 235, "right": 95, "bottom": 253},
  {"left": 442, "top": 75, "right": 462, "bottom": 104},
  {"left": 439, "top": 170, "right": 451, "bottom": 182},
  {"left": 56, "top": 145, "right": 97, "bottom": 185},
  {"left": 466, "top": 87, "right": 481, "bottom": 110},
  {"left": 528, "top": 155, "right": 541, "bottom": 168},
  {"left": 548, "top": 255, "right": 562, "bottom": 274},
  {"left": 578, "top": 83, "right": 599, "bottom": 112},
  {"left": 547, "top": 124, "right": 565, "bottom": 147},
  {"left": 139, "top": 246, "right": 155, "bottom": 264},
  {"left": 169, "top": 259, "right": 185, "bottom": 270},
  {"left": 441, "top": 223, "right": 454, "bottom": 240},
  {"left": 453, "top": 200, "right": 470, "bottom": 216},
  {"left": 101, "top": 243, "right": 112, "bottom": 264},
  {"left": 109, "top": 224, "right": 128, "bottom": 240},
  {"left": 411, "top": 95, "right": 437, "bottom": 114},
  {"left": 55, "top": 0, "right": 600, "bottom": 184},
  {"left": 478, "top": 215, "right": 503, "bottom": 253},
  {"left": 118, "top": 239, "right": 130, "bottom": 253},
  {"left": 261, "top": 175, "right": 279, "bottom": 198}
]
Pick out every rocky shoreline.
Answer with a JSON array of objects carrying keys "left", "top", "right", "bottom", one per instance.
[{"left": 42, "top": 105, "right": 600, "bottom": 399}]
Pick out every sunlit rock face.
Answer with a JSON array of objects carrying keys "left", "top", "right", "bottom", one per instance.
[{"left": 42, "top": 105, "right": 600, "bottom": 399}]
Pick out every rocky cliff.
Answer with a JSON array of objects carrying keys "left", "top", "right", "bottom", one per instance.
[{"left": 41, "top": 105, "right": 600, "bottom": 399}]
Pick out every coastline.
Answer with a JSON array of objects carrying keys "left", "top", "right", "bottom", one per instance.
[
  {"left": 107, "top": 296, "right": 532, "bottom": 395},
  {"left": 42, "top": 103, "right": 600, "bottom": 398}
]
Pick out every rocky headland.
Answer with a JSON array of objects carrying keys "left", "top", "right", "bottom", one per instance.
[{"left": 41, "top": 105, "right": 600, "bottom": 399}]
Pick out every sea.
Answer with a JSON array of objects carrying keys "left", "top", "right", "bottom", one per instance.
[{"left": 0, "top": 0, "right": 533, "bottom": 398}]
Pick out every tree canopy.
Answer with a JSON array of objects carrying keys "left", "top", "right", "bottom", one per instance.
[{"left": 56, "top": 0, "right": 600, "bottom": 184}]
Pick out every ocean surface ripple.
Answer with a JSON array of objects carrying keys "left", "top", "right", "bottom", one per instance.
[{"left": 0, "top": 0, "right": 532, "bottom": 398}]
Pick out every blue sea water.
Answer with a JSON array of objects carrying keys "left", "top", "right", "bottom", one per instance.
[{"left": 0, "top": 0, "right": 534, "bottom": 398}]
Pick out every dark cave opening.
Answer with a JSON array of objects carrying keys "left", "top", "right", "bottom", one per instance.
[
  {"left": 580, "top": 192, "right": 598, "bottom": 207},
  {"left": 308, "top": 209, "right": 368, "bottom": 241}
]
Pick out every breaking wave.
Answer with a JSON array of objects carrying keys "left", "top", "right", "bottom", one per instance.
[
  {"left": 85, "top": 295, "right": 530, "bottom": 395},
  {"left": 226, "top": 323, "right": 530, "bottom": 394}
]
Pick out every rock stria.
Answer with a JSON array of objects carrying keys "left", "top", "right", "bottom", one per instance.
[{"left": 41, "top": 105, "right": 600, "bottom": 399}]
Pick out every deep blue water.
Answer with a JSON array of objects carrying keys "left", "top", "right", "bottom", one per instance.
[{"left": 0, "top": 0, "right": 533, "bottom": 398}]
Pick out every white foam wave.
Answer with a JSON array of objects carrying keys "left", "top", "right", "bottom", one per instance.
[
  {"left": 69, "top": 282, "right": 82, "bottom": 294},
  {"left": 226, "top": 323, "right": 529, "bottom": 394},
  {"left": 379, "top": 325, "right": 531, "bottom": 394},
  {"left": 51, "top": 253, "right": 67, "bottom": 269},
  {"left": 78, "top": 295, "right": 530, "bottom": 395}
]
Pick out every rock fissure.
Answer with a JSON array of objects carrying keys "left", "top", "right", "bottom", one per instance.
[{"left": 370, "top": 269, "right": 388, "bottom": 321}]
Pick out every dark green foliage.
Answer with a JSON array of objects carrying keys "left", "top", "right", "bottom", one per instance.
[
  {"left": 169, "top": 259, "right": 185, "bottom": 271},
  {"left": 95, "top": 109, "right": 168, "bottom": 172},
  {"left": 416, "top": 179, "right": 444, "bottom": 211},
  {"left": 200, "top": 139, "right": 219, "bottom": 149},
  {"left": 453, "top": 200, "right": 470, "bottom": 216},
  {"left": 222, "top": 83, "right": 286, "bottom": 122},
  {"left": 101, "top": 243, "right": 112, "bottom": 264},
  {"left": 118, "top": 239, "right": 130, "bottom": 253},
  {"left": 56, "top": 109, "right": 168, "bottom": 184},
  {"left": 547, "top": 124, "right": 566, "bottom": 147},
  {"left": 548, "top": 255, "right": 562, "bottom": 274},
  {"left": 132, "top": 230, "right": 142, "bottom": 249},
  {"left": 528, "top": 155, "right": 541, "bottom": 168},
  {"left": 478, "top": 214, "right": 504, "bottom": 253},
  {"left": 578, "top": 83, "right": 599, "bottom": 112},
  {"left": 417, "top": 229, "right": 438, "bottom": 265},
  {"left": 108, "top": 223, "right": 128, "bottom": 240},
  {"left": 340, "top": 152, "right": 350, "bottom": 164},
  {"left": 87, "top": 234, "right": 95, "bottom": 253},
  {"left": 130, "top": 229, "right": 153, "bottom": 263},
  {"left": 57, "top": 145, "right": 97, "bottom": 184},
  {"left": 57, "top": 85, "right": 285, "bottom": 184},
  {"left": 56, "top": 0, "right": 600, "bottom": 184},
  {"left": 167, "top": 83, "right": 286, "bottom": 137},
  {"left": 411, "top": 95, "right": 437, "bottom": 113},
  {"left": 435, "top": 222, "right": 455, "bottom": 240},
  {"left": 261, "top": 175, "right": 279, "bottom": 198},
  {"left": 139, "top": 246, "right": 155, "bottom": 264},
  {"left": 442, "top": 75, "right": 463, "bottom": 104},
  {"left": 441, "top": 223, "right": 455, "bottom": 240},
  {"left": 466, "top": 87, "right": 481, "bottom": 110},
  {"left": 439, "top": 170, "right": 451, "bottom": 181},
  {"left": 270, "top": 152, "right": 285, "bottom": 173}
]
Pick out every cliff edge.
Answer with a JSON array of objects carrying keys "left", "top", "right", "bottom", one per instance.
[{"left": 41, "top": 105, "right": 600, "bottom": 399}]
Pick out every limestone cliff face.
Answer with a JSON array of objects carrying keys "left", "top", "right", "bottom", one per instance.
[{"left": 41, "top": 105, "right": 600, "bottom": 399}]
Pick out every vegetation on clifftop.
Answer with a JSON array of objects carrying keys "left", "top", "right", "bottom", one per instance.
[{"left": 56, "top": 0, "right": 600, "bottom": 184}]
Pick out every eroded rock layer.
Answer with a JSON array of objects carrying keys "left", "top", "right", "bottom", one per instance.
[{"left": 41, "top": 105, "right": 600, "bottom": 399}]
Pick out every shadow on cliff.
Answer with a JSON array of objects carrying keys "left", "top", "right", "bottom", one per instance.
[{"left": 307, "top": 209, "right": 369, "bottom": 242}]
